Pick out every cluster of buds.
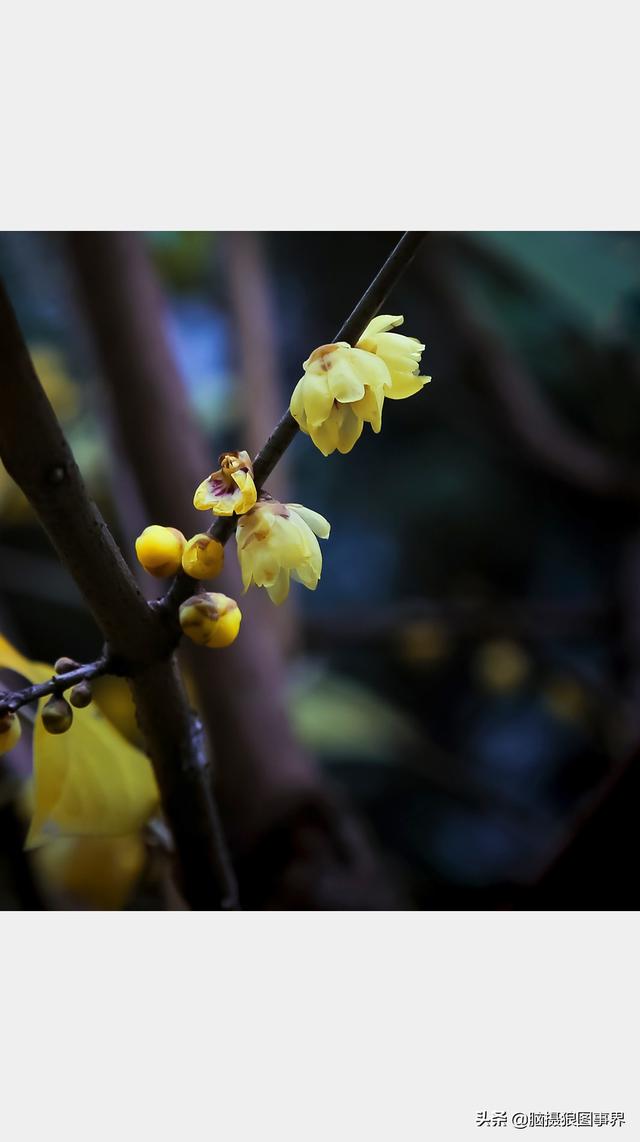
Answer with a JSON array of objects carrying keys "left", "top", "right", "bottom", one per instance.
[{"left": 0, "top": 654, "right": 98, "bottom": 756}]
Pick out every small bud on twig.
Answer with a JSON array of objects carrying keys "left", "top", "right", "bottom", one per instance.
[
  {"left": 42, "top": 696, "right": 73, "bottom": 734},
  {"left": 69, "top": 681, "right": 93, "bottom": 708}
]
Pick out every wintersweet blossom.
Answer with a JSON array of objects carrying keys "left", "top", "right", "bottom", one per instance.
[
  {"left": 290, "top": 315, "right": 429, "bottom": 456},
  {"left": 236, "top": 500, "right": 330, "bottom": 605},
  {"left": 193, "top": 450, "right": 257, "bottom": 516}
]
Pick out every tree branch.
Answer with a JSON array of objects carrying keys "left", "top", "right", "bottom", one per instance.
[
  {"left": 67, "top": 230, "right": 422, "bottom": 906},
  {"left": 167, "top": 229, "right": 427, "bottom": 598},
  {"left": 0, "top": 279, "right": 238, "bottom": 910}
]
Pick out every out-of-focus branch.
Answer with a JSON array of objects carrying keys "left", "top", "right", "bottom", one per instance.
[
  {"left": 0, "top": 280, "right": 238, "bottom": 910},
  {"left": 224, "top": 232, "right": 289, "bottom": 497},
  {"left": 422, "top": 240, "right": 640, "bottom": 502},
  {"left": 224, "top": 231, "right": 296, "bottom": 651}
]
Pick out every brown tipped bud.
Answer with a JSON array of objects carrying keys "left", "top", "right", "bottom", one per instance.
[
  {"left": 179, "top": 592, "right": 242, "bottom": 648},
  {"left": 69, "top": 682, "right": 92, "bottom": 708},
  {"left": 42, "top": 696, "right": 74, "bottom": 734},
  {"left": 182, "top": 534, "right": 225, "bottom": 580},
  {"left": 54, "top": 656, "right": 79, "bottom": 675}
]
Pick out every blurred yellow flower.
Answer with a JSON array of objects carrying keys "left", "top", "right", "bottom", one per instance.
[
  {"left": 34, "top": 833, "right": 146, "bottom": 910},
  {"left": 30, "top": 346, "right": 80, "bottom": 421},
  {"left": 236, "top": 500, "right": 330, "bottom": 605},
  {"left": 0, "top": 344, "right": 80, "bottom": 522},
  {"left": 474, "top": 639, "right": 530, "bottom": 693},
  {"left": 194, "top": 450, "right": 257, "bottom": 516},
  {"left": 290, "top": 315, "right": 429, "bottom": 456},
  {"left": 0, "top": 712, "right": 22, "bottom": 755},
  {"left": 0, "top": 634, "right": 159, "bottom": 847}
]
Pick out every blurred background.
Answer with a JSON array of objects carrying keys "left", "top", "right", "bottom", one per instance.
[{"left": 1, "top": 231, "right": 639, "bottom": 910}]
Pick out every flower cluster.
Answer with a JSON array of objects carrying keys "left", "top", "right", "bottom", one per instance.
[
  {"left": 290, "top": 315, "right": 429, "bottom": 455},
  {"left": 131, "top": 313, "right": 427, "bottom": 646}
]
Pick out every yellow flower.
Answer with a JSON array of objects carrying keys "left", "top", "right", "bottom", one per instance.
[
  {"left": 290, "top": 315, "right": 429, "bottom": 456},
  {"left": 357, "top": 315, "right": 428, "bottom": 399},
  {"left": 236, "top": 500, "right": 330, "bottom": 605},
  {"left": 179, "top": 593, "right": 242, "bottom": 648},
  {"left": 135, "top": 525, "right": 186, "bottom": 577},
  {"left": 194, "top": 450, "right": 257, "bottom": 516},
  {"left": 182, "top": 534, "right": 225, "bottom": 580},
  {"left": 0, "top": 712, "right": 22, "bottom": 755}
]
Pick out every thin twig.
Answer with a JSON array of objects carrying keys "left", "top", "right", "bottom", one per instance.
[
  {"left": 0, "top": 655, "right": 110, "bottom": 717},
  {"left": 164, "top": 230, "right": 427, "bottom": 606}
]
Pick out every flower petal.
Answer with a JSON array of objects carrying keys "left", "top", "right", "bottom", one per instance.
[
  {"left": 302, "top": 373, "right": 334, "bottom": 428},
  {"left": 290, "top": 378, "right": 309, "bottom": 430},
  {"left": 309, "top": 415, "right": 341, "bottom": 456},
  {"left": 326, "top": 353, "right": 366, "bottom": 403},
  {"left": 336, "top": 405, "right": 364, "bottom": 454},
  {"left": 288, "top": 504, "right": 331, "bottom": 539},
  {"left": 267, "top": 567, "right": 291, "bottom": 605},
  {"left": 351, "top": 384, "right": 384, "bottom": 432},
  {"left": 359, "top": 314, "right": 404, "bottom": 341},
  {"left": 230, "top": 468, "right": 258, "bottom": 514},
  {"left": 385, "top": 373, "right": 431, "bottom": 400}
]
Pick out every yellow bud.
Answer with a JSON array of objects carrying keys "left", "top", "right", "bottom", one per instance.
[
  {"left": 135, "top": 525, "right": 186, "bottom": 578},
  {"left": 0, "top": 712, "right": 22, "bottom": 755},
  {"left": 179, "top": 593, "right": 242, "bottom": 648},
  {"left": 182, "top": 534, "right": 225, "bottom": 580},
  {"left": 42, "top": 696, "right": 74, "bottom": 734}
]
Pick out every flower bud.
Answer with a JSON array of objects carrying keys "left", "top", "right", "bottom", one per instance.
[
  {"left": 42, "top": 696, "right": 74, "bottom": 735},
  {"left": 135, "top": 525, "right": 186, "bottom": 578},
  {"left": 179, "top": 593, "right": 242, "bottom": 648},
  {"left": 182, "top": 534, "right": 225, "bottom": 580},
  {"left": 54, "top": 656, "right": 79, "bottom": 675},
  {"left": 0, "top": 713, "right": 22, "bottom": 755},
  {"left": 70, "top": 681, "right": 92, "bottom": 708}
]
